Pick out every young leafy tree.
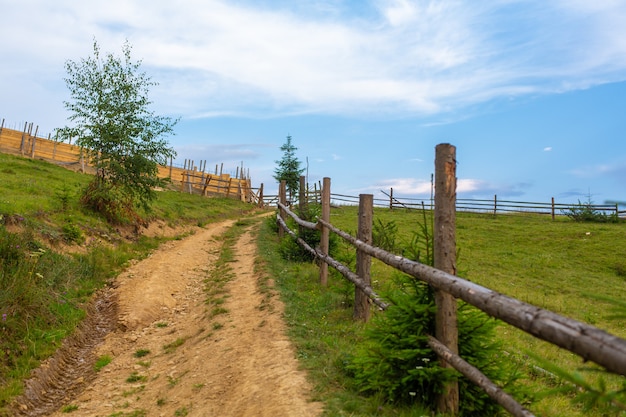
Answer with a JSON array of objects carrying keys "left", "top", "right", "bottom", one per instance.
[
  {"left": 59, "top": 39, "right": 177, "bottom": 223},
  {"left": 273, "top": 135, "right": 304, "bottom": 198}
]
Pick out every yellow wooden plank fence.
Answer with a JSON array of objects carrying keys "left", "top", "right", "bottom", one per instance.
[{"left": 0, "top": 120, "right": 257, "bottom": 203}]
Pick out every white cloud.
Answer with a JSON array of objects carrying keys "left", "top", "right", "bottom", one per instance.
[
  {"left": 544, "top": 147, "right": 553, "bottom": 152},
  {"left": 379, "top": 0, "right": 418, "bottom": 27},
  {"left": 365, "top": 178, "right": 432, "bottom": 195},
  {"left": 2, "top": 0, "right": 626, "bottom": 121},
  {"left": 457, "top": 179, "right": 484, "bottom": 193}
]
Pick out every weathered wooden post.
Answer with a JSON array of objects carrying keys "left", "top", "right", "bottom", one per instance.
[
  {"left": 389, "top": 187, "right": 394, "bottom": 209},
  {"left": 20, "top": 122, "right": 28, "bottom": 155},
  {"left": 226, "top": 178, "right": 233, "bottom": 198},
  {"left": 29, "top": 125, "right": 39, "bottom": 158},
  {"left": 319, "top": 177, "right": 331, "bottom": 286},
  {"left": 258, "top": 183, "right": 264, "bottom": 208},
  {"left": 299, "top": 176, "right": 306, "bottom": 236},
  {"left": 434, "top": 143, "right": 459, "bottom": 414},
  {"left": 551, "top": 197, "right": 555, "bottom": 221},
  {"left": 299, "top": 176, "right": 306, "bottom": 208},
  {"left": 493, "top": 194, "right": 498, "bottom": 217},
  {"left": 278, "top": 180, "right": 287, "bottom": 239},
  {"left": 354, "top": 194, "right": 373, "bottom": 321}
]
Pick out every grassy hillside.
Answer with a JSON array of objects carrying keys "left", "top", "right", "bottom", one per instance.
[
  {"left": 0, "top": 152, "right": 257, "bottom": 411},
  {"left": 257, "top": 205, "right": 626, "bottom": 416},
  {"left": 2, "top": 151, "right": 625, "bottom": 416}
]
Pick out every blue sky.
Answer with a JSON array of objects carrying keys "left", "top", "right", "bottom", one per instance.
[{"left": 1, "top": 0, "right": 625, "bottom": 204}]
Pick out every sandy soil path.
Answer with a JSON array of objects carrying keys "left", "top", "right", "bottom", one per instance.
[{"left": 17, "top": 218, "right": 322, "bottom": 416}]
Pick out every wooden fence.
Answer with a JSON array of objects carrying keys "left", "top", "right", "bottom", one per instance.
[
  {"left": 0, "top": 119, "right": 258, "bottom": 202},
  {"left": 265, "top": 190, "right": 625, "bottom": 219},
  {"left": 275, "top": 144, "right": 626, "bottom": 417}
]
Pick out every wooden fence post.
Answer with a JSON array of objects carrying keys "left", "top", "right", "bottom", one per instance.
[
  {"left": 299, "top": 176, "right": 306, "bottom": 235},
  {"left": 20, "top": 122, "right": 28, "bottom": 155},
  {"left": 258, "top": 183, "right": 264, "bottom": 208},
  {"left": 319, "top": 177, "right": 331, "bottom": 286},
  {"left": 434, "top": 143, "right": 459, "bottom": 415},
  {"left": 354, "top": 194, "right": 373, "bottom": 321},
  {"left": 53, "top": 136, "right": 58, "bottom": 160},
  {"left": 299, "top": 176, "right": 306, "bottom": 208},
  {"left": 278, "top": 180, "right": 287, "bottom": 239},
  {"left": 389, "top": 187, "right": 394, "bottom": 209},
  {"left": 29, "top": 125, "right": 39, "bottom": 158},
  {"left": 493, "top": 194, "right": 498, "bottom": 217},
  {"left": 551, "top": 197, "right": 555, "bottom": 221}
]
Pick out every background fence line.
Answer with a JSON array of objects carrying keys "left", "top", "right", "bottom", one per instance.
[
  {"left": 0, "top": 119, "right": 256, "bottom": 202},
  {"left": 263, "top": 191, "right": 625, "bottom": 219}
]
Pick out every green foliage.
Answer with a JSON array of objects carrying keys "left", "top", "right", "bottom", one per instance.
[
  {"left": 80, "top": 180, "right": 142, "bottom": 225},
  {"left": 529, "top": 352, "right": 626, "bottom": 414},
  {"left": 125, "top": 372, "right": 147, "bottom": 383},
  {"left": 273, "top": 135, "right": 304, "bottom": 198},
  {"left": 348, "top": 276, "right": 527, "bottom": 416},
  {"left": 372, "top": 218, "right": 398, "bottom": 253},
  {"left": 563, "top": 197, "right": 618, "bottom": 223},
  {"left": 62, "top": 221, "right": 84, "bottom": 244},
  {"left": 55, "top": 184, "right": 74, "bottom": 212},
  {"left": 278, "top": 203, "right": 337, "bottom": 262},
  {"left": 133, "top": 349, "right": 150, "bottom": 358},
  {"left": 94, "top": 355, "right": 112, "bottom": 372},
  {"left": 59, "top": 39, "right": 177, "bottom": 223},
  {"left": 0, "top": 228, "right": 86, "bottom": 406},
  {"left": 61, "top": 404, "right": 79, "bottom": 412},
  {"left": 401, "top": 207, "right": 434, "bottom": 265}
]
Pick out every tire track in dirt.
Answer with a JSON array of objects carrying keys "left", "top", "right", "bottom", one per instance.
[{"left": 11, "top": 217, "right": 322, "bottom": 416}]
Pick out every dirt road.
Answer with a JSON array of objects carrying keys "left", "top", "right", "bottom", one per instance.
[{"left": 12, "top": 218, "right": 322, "bottom": 416}]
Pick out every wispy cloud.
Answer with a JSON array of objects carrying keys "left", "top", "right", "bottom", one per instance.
[
  {"left": 358, "top": 176, "right": 531, "bottom": 199},
  {"left": 568, "top": 159, "right": 626, "bottom": 181},
  {"left": 2, "top": 0, "right": 626, "bottom": 121},
  {"left": 364, "top": 178, "right": 432, "bottom": 195}
]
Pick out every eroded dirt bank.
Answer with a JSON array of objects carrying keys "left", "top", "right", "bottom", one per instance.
[{"left": 11, "top": 218, "right": 322, "bottom": 417}]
